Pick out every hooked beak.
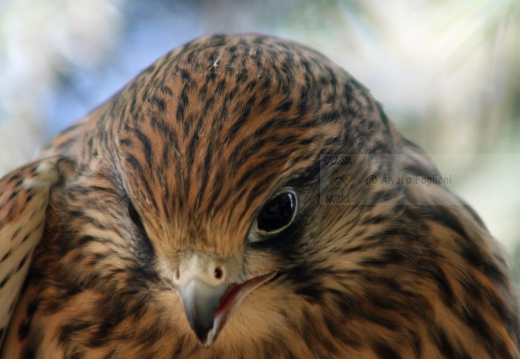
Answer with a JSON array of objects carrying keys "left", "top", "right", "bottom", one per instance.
[{"left": 174, "top": 270, "right": 276, "bottom": 346}]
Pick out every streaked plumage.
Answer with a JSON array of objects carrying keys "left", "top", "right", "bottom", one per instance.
[{"left": 0, "top": 34, "right": 518, "bottom": 358}]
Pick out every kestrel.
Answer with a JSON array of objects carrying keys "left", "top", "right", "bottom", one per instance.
[{"left": 1, "top": 34, "right": 519, "bottom": 358}]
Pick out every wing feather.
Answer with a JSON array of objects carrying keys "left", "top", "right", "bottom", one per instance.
[{"left": 0, "top": 159, "right": 61, "bottom": 347}]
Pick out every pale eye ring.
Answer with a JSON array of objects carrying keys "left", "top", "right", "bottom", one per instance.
[{"left": 255, "top": 189, "right": 298, "bottom": 235}]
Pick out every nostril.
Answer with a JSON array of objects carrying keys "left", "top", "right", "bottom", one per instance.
[
  {"left": 175, "top": 268, "right": 180, "bottom": 281},
  {"left": 214, "top": 267, "right": 223, "bottom": 279}
]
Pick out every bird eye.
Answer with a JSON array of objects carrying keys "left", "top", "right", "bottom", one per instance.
[
  {"left": 255, "top": 190, "right": 297, "bottom": 235},
  {"left": 128, "top": 200, "right": 145, "bottom": 231}
]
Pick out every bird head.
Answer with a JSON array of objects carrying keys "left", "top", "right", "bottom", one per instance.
[{"left": 77, "top": 34, "right": 401, "bottom": 348}]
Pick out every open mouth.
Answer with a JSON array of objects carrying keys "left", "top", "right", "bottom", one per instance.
[
  {"left": 175, "top": 271, "right": 277, "bottom": 347},
  {"left": 213, "top": 271, "right": 277, "bottom": 336}
]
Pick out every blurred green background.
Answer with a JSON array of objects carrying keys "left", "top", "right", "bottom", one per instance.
[{"left": 0, "top": 0, "right": 519, "bottom": 279}]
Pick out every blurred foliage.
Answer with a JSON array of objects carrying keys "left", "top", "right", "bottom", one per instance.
[
  {"left": 428, "top": 0, "right": 520, "bottom": 147},
  {"left": 0, "top": 0, "right": 125, "bottom": 171}
]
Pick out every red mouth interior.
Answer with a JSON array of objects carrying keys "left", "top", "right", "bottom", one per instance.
[
  {"left": 214, "top": 272, "right": 276, "bottom": 321},
  {"left": 215, "top": 283, "right": 241, "bottom": 317}
]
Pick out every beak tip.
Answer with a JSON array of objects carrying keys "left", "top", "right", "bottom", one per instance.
[
  {"left": 195, "top": 333, "right": 209, "bottom": 346},
  {"left": 177, "top": 279, "right": 227, "bottom": 347},
  {"left": 176, "top": 271, "right": 276, "bottom": 347},
  {"left": 192, "top": 322, "right": 214, "bottom": 346}
]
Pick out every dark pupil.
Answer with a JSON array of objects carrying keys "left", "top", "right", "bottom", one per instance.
[{"left": 257, "top": 192, "right": 296, "bottom": 232}]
